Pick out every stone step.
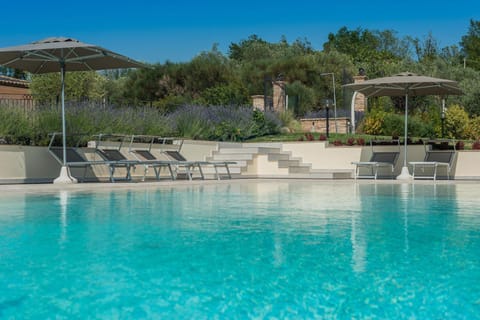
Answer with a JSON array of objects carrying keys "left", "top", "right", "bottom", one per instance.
[
  {"left": 267, "top": 152, "right": 292, "bottom": 161},
  {"left": 200, "top": 166, "right": 242, "bottom": 174},
  {"left": 216, "top": 147, "right": 281, "bottom": 154},
  {"left": 211, "top": 153, "right": 253, "bottom": 161},
  {"left": 288, "top": 165, "right": 312, "bottom": 174}
]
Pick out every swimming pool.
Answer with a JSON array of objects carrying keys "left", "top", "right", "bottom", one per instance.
[{"left": 0, "top": 181, "right": 479, "bottom": 318}]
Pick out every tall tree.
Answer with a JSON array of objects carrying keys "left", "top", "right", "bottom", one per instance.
[{"left": 460, "top": 19, "right": 480, "bottom": 70}]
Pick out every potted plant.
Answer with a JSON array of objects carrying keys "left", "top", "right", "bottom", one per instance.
[{"left": 455, "top": 140, "right": 465, "bottom": 150}]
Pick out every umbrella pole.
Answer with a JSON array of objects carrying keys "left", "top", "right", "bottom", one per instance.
[
  {"left": 397, "top": 93, "right": 412, "bottom": 180},
  {"left": 54, "top": 63, "right": 77, "bottom": 184}
]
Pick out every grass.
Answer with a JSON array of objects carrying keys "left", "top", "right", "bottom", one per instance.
[{"left": 246, "top": 132, "right": 393, "bottom": 144}]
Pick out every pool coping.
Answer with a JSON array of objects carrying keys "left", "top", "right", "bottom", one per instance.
[{"left": 0, "top": 178, "right": 474, "bottom": 195}]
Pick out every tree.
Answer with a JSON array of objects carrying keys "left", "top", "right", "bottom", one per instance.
[
  {"left": 412, "top": 32, "right": 439, "bottom": 63},
  {"left": 460, "top": 19, "right": 480, "bottom": 70},
  {"left": 122, "top": 63, "right": 164, "bottom": 105},
  {"left": 323, "top": 27, "right": 411, "bottom": 78},
  {"left": 30, "top": 71, "right": 107, "bottom": 104}
]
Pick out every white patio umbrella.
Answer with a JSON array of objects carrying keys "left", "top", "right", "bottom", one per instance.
[
  {"left": 0, "top": 37, "right": 145, "bottom": 183},
  {"left": 343, "top": 72, "right": 463, "bottom": 180}
]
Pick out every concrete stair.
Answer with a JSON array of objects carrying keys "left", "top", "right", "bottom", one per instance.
[{"left": 203, "top": 143, "right": 352, "bottom": 179}]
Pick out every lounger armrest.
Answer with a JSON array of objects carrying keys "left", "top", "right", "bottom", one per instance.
[
  {"left": 409, "top": 161, "right": 450, "bottom": 167},
  {"left": 352, "top": 161, "right": 393, "bottom": 166}
]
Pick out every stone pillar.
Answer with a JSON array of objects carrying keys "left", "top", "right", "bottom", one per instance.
[
  {"left": 353, "top": 75, "right": 367, "bottom": 112},
  {"left": 251, "top": 95, "right": 265, "bottom": 111},
  {"left": 272, "top": 81, "right": 286, "bottom": 112}
]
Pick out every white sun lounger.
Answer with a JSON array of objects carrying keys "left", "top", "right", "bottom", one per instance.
[
  {"left": 352, "top": 151, "right": 400, "bottom": 180},
  {"left": 409, "top": 150, "right": 456, "bottom": 180}
]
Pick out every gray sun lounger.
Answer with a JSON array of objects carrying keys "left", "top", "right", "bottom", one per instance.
[
  {"left": 163, "top": 150, "right": 206, "bottom": 180},
  {"left": 95, "top": 148, "right": 139, "bottom": 182},
  {"left": 164, "top": 150, "right": 235, "bottom": 180},
  {"left": 48, "top": 147, "right": 119, "bottom": 182},
  {"left": 409, "top": 150, "right": 456, "bottom": 180},
  {"left": 351, "top": 151, "right": 400, "bottom": 180},
  {"left": 130, "top": 149, "right": 176, "bottom": 181}
]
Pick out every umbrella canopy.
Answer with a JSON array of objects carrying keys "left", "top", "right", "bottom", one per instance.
[
  {"left": 0, "top": 37, "right": 144, "bottom": 73},
  {"left": 343, "top": 72, "right": 463, "bottom": 98},
  {"left": 343, "top": 72, "right": 463, "bottom": 180},
  {"left": 0, "top": 37, "right": 145, "bottom": 183}
]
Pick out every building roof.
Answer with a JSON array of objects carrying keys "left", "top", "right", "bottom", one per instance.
[{"left": 0, "top": 75, "right": 29, "bottom": 88}]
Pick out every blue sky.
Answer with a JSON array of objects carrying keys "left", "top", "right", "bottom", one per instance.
[{"left": 1, "top": 0, "right": 477, "bottom": 64}]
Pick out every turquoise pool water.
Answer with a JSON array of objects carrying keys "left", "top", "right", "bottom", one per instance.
[{"left": 0, "top": 181, "right": 479, "bottom": 318}]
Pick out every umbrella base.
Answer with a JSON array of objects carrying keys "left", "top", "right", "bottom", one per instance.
[
  {"left": 396, "top": 166, "right": 413, "bottom": 180},
  {"left": 54, "top": 166, "right": 78, "bottom": 184}
]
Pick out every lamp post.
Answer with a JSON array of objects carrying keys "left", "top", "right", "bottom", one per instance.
[
  {"left": 441, "top": 98, "right": 446, "bottom": 138},
  {"left": 323, "top": 99, "right": 332, "bottom": 138},
  {"left": 321, "top": 72, "right": 337, "bottom": 133}
]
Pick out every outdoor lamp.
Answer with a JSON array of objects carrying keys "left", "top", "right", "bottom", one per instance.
[
  {"left": 441, "top": 109, "right": 446, "bottom": 138},
  {"left": 441, "top": 98, "right": 446, "bottom": 138},
  {"left": 323, "top": 98, "right": 332, "bottom": 138}
]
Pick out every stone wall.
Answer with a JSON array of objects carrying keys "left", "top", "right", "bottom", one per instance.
[{"left": 300, "top": 117, "right": 351, "bottom": 134}]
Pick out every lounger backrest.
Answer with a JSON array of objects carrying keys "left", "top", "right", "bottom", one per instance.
[
  {"left": 165, "top": 150, "right": 187, "bottom": 161},
  {"left": 370, "top": 152, "right": 399, "bottom": 165},
  {"left": 425, "top": 151, "right": 455, "bottom": 164},
  {"left": 133, "top": 150, "right": 157, "bottom": 161},
  {"left": 50, "top": 147, "right": 87, "bottom": 163},
  {"left": 97, "top": 149, "right": 127, "bottom": 161}
]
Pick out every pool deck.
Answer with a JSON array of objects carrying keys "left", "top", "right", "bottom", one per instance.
[
  {"left": 2, "top": 139, "right": 480, "bottom": 184},
  {"left": 0, "top": 178, "right": 474, "bottom": 195}
]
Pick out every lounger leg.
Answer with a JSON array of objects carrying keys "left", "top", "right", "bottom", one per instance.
[
  {"left": 82, "top": 166, "right": 88, "bottom": 182},
  {"left": 225, "top": 164, "right": 231, "bottom": 179},
  {"left": 214, "top": 165, "right": 220, "bottom": 180},
  {"left": 186, "top": 166, "right": 192, "bottom": 181},
  {"left": 197, "top": 164, "right": 204, "bottom": 180},
  {"left": 433, "top": 164, "right": 437, "bottom": 181},
  {"left": 109, "top": 166, "right": 116, "bottom": 183},
  {"left": 142, "top": 165, "right": 149, "bottom": 182},
  {"left": 126, "top": 165, "right": 132, "bottom": 181},
  {"left": 153, "top": 166, "right": 160, "bottom": 181},
  {"left": 168, "top": 164, "right": 175, "bottom": 180}
]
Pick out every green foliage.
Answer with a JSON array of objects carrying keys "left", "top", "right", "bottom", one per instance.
[
  {"left": 361, "top": 104, "right": 438, "bottom": 138},
  {"left": 286, "top": 81, "right": 316, "bottom": 116},
  {"left": 199, "top": 83, "right": 249, "bottom": 106},
  {"left": 6, "top": 23, "right": 480, "bottom": 145},
  {"left": 444, "top": 104, "right": 469, "bottom": 139},
  {"left": 362, "top": 108, "right": 387, "bottom": 135},
  {"left": 0, "top": 106, "right": 33, "bottom": 144},
  {"left": 277, "top": 110, "right": 302, "bottom": 133},
  {"left": 381, "top": 113, "right": 404, "bottom": 136},
  {"left": 465, "top": 116, "right": 480, "bottom": 139},
  {"left": 30, "top": 72, "right": 107, "bottom": 104},
  {"left": 460, "top": 19, "right": 480, "bottom": 70}
]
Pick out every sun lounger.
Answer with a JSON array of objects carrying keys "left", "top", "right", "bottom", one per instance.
[
  {"left": 163, "top": 150, "right": 206, "bottom": 180},
  {"left": 409, "top": 150, "right": 456, "bottom": 180},
  {"left": 164, "top": 150, "right": 235, "bottom": 180},
  {"left": 130, "top": 149, "right": 175, "bottom": 181},
  {"left": 95, "top": 148, "right": 139, "bottom": 182},
  {"left": 352, "top": 151, "right": 400, "bottom": 180},
  {"left": 48, "top": 146, "right": 117, "bottom": 182}
]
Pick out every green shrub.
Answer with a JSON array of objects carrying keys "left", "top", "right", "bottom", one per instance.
[
  {"left": 0, "top": 106, "right": 33, "bottom": 144},
  {"left": 465, "top": 116, "right": 480, "bottom": 140},
  {"left": 408, "top": 116, "right": 435, "bottom": 138},
  {"left": 381, "top": 113, "right": 404, "bottom": 137},
  {"left": 362, "top": 110, "right": 386, "bottom": 135},
  {"left": 444, "top": 104, "right": 469, "bottom": 139}
]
